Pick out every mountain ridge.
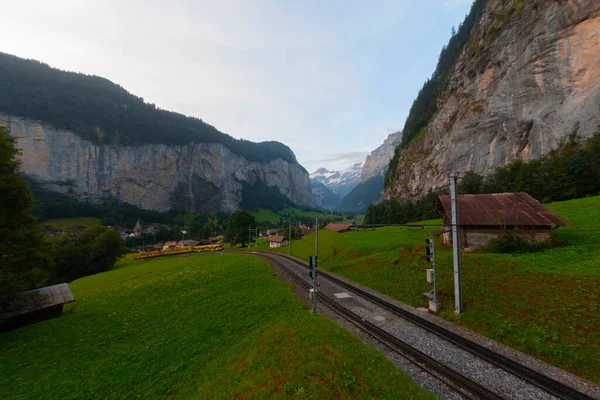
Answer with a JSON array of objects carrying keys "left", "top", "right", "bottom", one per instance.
[
  {"left": 0, "top": 53, "right": 313, "bottom": 213},
  {"left": 385, "top": 0, "right": 600, "bottom": 200}
]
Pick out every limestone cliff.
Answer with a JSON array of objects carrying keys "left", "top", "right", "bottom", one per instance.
[
  {"left": 2, "top": 114, "right": 313, "bottom": 213},
  {"left": 386, "top": 0, "right": 600, "bottom": 199},
  {"left": 360, "top": 131, "right": 402, "bottom": 183}
]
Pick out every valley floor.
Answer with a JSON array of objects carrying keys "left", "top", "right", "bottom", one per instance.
[
  {"left": 0, "top": 253, "right": 434, "bottom": 399},
  {"left": 273, "top": 196, "right": 600, "bottom": 384}
]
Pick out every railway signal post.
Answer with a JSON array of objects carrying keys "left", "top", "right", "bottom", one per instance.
[
  {"left": 312, "top": 216, "right": 319, "bottom": 313},
  {"left": 424, "top": 239, "right": 441, "bottom": 312}
]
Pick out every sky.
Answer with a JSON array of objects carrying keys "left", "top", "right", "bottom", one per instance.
[{"left": 1, "top": 0, "right": 473, "bottom": 173}]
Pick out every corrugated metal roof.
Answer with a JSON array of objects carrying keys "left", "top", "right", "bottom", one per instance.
[
  {"left": 324, "top": 223, "right": 351, "bottom": 231},
  {"left": 437, "top": 193, "right": 571, "bottom": 227},
  {"left": 25, "top": 283, "right": 75, "bottom": 310},
  {"left": 2, "top": 284, "right": 75, "bottom": 319}
]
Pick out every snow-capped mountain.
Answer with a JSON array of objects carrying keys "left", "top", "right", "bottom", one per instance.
[{"left": 310, "top": 162, "right": 363, "bottom": 199}]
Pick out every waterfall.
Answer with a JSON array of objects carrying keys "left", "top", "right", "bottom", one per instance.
[{"left": 188, "top": 142, "right": 196, "bottom": 211}]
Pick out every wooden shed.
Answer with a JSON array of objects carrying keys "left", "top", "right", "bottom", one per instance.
[
  {"left": 435, "top": 193, "right": 571, "bottom": 251},
  {"left": 1, "top": 283, "right": 75, "bottom": 332}
]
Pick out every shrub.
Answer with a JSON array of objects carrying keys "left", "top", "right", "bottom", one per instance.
[{"left": 479, "top": 232, "right": 564, "bottom": 254}]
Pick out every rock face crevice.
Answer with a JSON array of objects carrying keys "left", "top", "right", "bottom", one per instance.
[
  {"left": 2, "top": 114, "right": 313, "bottom": 213},
  {"left": 386, "top": 0, "right": 600, "bottom": 199}
]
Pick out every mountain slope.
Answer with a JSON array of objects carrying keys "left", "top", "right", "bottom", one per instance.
[
  {"left": 310, "top": 163, "right": 363, "bottom": 198},
  {"left": 336, "top": 176, "right": 384, "bottom": 213},
  {"left": 0, "top": 52, "right": 298, "bottom": 165},
  {"left": 386, "top": 0, "right": 600, "bottom": 199},
  {"left": 0, "top": 54, "right": 313, "bottom": 213},
  {"left": 361, "top": 131, "right": 402, "bottom": 183},
  {"left": 311, "top": 180, "right": 342, "bottom": 210}
]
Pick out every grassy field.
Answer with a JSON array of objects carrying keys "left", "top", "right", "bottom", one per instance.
[
  {"left": 1, "top": 253, "right": 434, "bottom": 399},
  {"left": 250, "top": 207, "right": 354, "bottom": 224},
  {"left": 274, "top": 196, "right": 600, "bottom": 384},
  {"left": 40, "top": 216, "right": 101, "bottom": 229}
]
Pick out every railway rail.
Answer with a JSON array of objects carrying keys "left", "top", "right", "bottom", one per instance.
[
  {"left": 255, "top": 251, "right": 502, "bottom": 400},
  {"left": 251, "top": 251, "right": 596, "bottom": 400}
]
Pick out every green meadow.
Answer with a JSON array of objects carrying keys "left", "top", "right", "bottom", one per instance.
[
  {"left": 1, "top": 253, "right": 434, "bottom": 399},
  {"left": 250, "top": 207, "right": 354, "bottom": 224},
  {"left": 275, "top": 196, "right": 600, "bottom": 384}
]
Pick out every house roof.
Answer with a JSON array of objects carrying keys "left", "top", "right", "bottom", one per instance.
[
  {"left": 324, "top": 223, "right": 351, "bottom": 231},
  {"left": 437, "top": 193, "right": 571, "bottom": 227},
  {"left": 180, "top": 240, "right": 200, "bottom": 247},
  {"left": 269, "top": 235, "right": 287, "bottom": 243}
]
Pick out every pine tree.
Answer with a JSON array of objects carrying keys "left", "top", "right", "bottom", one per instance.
[{"left": 0, "top": 127, "right": 51, "bottom": 314}]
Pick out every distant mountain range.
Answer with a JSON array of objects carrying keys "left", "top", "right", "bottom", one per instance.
[
  {"left": 310, "top": 131, "right": 402, "bottom": 213},
  {"left": 309, "top": 162, "right": 363, "bottom": 199},
  {"left": 310, "top": 181, "right": 342, "bottom": 210}
]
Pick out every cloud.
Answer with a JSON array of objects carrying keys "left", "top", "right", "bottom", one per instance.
[{"left": 0, "top": 0, "right": 474, "bottom": 173}]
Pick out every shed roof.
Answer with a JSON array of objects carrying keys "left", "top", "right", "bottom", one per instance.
[
  {"left": 1, "top": 284, "right": 75, "bottom": 319},
  {"left": 437, "top": 193, "right": 571, "bottom": 227},
  {"left": 324, "top": 223, "right": 351, "bottom": 231},
  {"left": 269, "top": 235, "right": 287, "bottom": 243}
]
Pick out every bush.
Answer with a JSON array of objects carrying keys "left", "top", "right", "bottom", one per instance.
[{"left": 479, "top": 232, "right": 564, "bottom": 254}]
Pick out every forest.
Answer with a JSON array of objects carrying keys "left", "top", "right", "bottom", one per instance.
[{"left": 0, "top": 52, "right": 298, "bottom": 165}]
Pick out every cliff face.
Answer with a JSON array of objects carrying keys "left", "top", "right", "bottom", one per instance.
[
  {"left": 2, "top": 114, "right": 313, "bottom": 213},
  {"left": 386, "top": 0, "right": 600, "bottom": 199},
  {"left": 360, "top": 131, "right": 402, "bottom": 183}
]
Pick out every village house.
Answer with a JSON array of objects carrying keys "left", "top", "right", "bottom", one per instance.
[
  {"left": 266, "top": 229, "right": 278, "bottom": 237},
  {"left": 180, "top": 239, "right": 200, "bottom": 247},
  {"left": 162, "top": 241, "right": 181, "bottom": 251},
  {"left": 324, "top": 223, "right": 352, "bottom": 233},
  {"left": 434, "top": 192, "right": 571, "bottom": 251},
  {"left": 207, "top": 235, "right": 224, "bottom": 244},
  {"left": 268, "top": 235, "right": 288, "bottom": 248},
  {"left": 144, "top": 223, "right": 160, "bottom": 234}
]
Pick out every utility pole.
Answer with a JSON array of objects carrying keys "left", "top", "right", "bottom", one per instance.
[
  {"left": 312, "top": 216, "right": 319, "bottom": 313},
  {"left": 450, "top": 174, "right": 463, "bottom": 314},
  {"left": 289, "top": 221, "right": 292, "bottom": 255}
]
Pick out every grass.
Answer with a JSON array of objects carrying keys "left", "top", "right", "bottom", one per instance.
[
  {"left": 1, "top": 253, "right": 434, "bottom": 399},
  {"left": 273, "top": 196, "right": 600, "bottom": 384},
  {"left": 250, "top": 207, "right": 353, "bottom": 224},
  {"left": 40, "top": 216, "right": 101, "bottom": 229}
]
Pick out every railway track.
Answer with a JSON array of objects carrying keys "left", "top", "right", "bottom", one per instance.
[
  {"left": 255, "top": 252, "right": 503, "bottom": 400},
  {"left": 252, "top": 251, "right": 596, "bottom": 400}
]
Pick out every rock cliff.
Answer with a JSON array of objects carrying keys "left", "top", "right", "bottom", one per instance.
[
  {"left": 2, "top": 114, "right": 313, "bottom": 213},
  {"left": 386, "top": 0, "right": 600, "bottom": 199},
  {"left": 360, "top": 131, "right": 402, "bottom": 183}
]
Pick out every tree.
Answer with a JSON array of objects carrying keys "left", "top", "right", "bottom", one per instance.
[
  {"left": 50, "top": 226, "right": 125, "bottom": 282},
  {"left": 224, "top": 210, "right": 256, "bottom": 247},
  {"left": 0, "top": 127, "right": 52, "bottom": 313},
  {"left": 459, "top": 171, "right": 483, "bottom": 194}
]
